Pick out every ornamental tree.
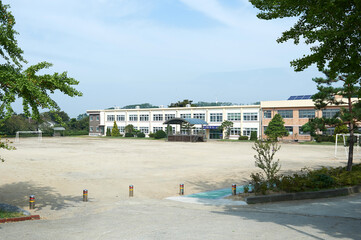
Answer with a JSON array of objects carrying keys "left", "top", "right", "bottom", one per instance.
[
  {"left": 111, "top": 121, "right": 120, "bottom": 137},
  {"left": 264, "top": 114, "right": 288, "bottom": 141},
  {"left": 220, "top": 120, "right": 234, "bottom": 139}
]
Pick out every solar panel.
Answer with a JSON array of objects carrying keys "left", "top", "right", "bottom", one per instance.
[{"left": 288, "top": 95, "right": 313, "bottom": 100}]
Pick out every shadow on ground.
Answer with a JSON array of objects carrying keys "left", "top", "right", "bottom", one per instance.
[
  {"left": 210, "top": 195, "right": 361, "bottom": 239},
  {"left": 0, "top": 181, "right": 80, "bottom": 211}
]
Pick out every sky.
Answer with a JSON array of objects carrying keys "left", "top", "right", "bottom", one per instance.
[{"left": 7, "top": 0, "right": 322, "bottom": 117}]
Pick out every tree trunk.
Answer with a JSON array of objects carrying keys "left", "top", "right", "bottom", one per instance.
[{"left": 347, "top": 123, "right": 354, "bottom": 171}]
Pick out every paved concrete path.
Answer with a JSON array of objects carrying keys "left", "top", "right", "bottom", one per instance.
[{"left": 1, "top": 194, "right": 360, "bottom": 240}]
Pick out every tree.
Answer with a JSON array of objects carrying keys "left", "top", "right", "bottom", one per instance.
[
  {"left": 169, "top": 99, "right": 197, "bottom": 108},
  {"left": 124, "top": 124, "right": 134, "bottom": 134},
  {"left": 111, "top": 121, "right": 120, "bottom": 137},
  {"left": 250, "top": 1, "right": 361, "bottom": 170},
  {"left": 121, "top": 103, "right": 158, "bottom": 109},
  {"left": 264, "top": 114, "right": 288, "bottom": 141},
  {"left": 181, "top": 122, "right": 194, "bottom": 135},
  {"left": 313, "top": 72, "right": 361, "bottom": 171},
  {"left": 0, "top": 3, "right": 82, "bottom": 158},
  {"left": 220, "top": 120, "right": 233, "bottom": 139}
]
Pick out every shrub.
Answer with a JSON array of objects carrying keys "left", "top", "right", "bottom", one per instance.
[
  {"left": 238, "top": 136, "right": 249, "bottom": 140},
  {"left": 106, "top": 128, "right": 111, "bottom": 136},
  {"left": 154, "top": 130, "right": 166, "bottom": 139},
  {"left": 250, "top": 131, "right": 258, "bottom": 141},
  {"left": 314, "top": 135, "right": 334, "bottom": 142},
  {"left": 111, "top": 121, "right": 121, "bottom": 137},
  {"left": 125, "top": 132, "right": 134, "bottom": 137},
  {"left": 137, "top": 132, "right": 145, "bottom": 138},
  {"left": 148, "top": 132, "right": 155, "bottom": 138}
]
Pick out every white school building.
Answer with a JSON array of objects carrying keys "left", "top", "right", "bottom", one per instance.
[{"left": 87, "top": 105, "right": 261, "bottom": 140}]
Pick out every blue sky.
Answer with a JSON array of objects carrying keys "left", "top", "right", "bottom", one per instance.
[{"left": 7, "top": 0, "right": 322, "bottom": 117}]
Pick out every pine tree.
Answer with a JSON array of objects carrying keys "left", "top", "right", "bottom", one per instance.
[
  {"left": 111, "top": 121, "right": 120, "bottom": 137},
  {"left": 264, "top": 114, "right": 288, "bottom": 141}
]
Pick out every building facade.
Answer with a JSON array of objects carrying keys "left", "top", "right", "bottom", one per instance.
[{"left": 87, "top": 105, "right": 261, "bottom": 140}]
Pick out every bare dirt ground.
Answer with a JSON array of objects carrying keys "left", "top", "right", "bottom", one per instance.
[{"left": 0, "top": 136, "right": 355, "bottom": 220}]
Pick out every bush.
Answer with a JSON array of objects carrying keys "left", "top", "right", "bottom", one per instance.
[
  {"left": 137, "top": 132, "right": 145, "bottom": 138},
  {"left": 238, "top": 136, "right": 249, "bottom": 140},
  {"left": 250, "top": 131, "right": 258, "bottom": 141},
  {"left": 125, "top": 132, "right": 134, "bottom": 137},
  {"left": 106, "top": 128, "right": 111, "bottom": 136},
  {"left": 154, "top": 130, "right": 166, "bottom": 139},
  {"left": 148, "top": 132, "right": 155, "bottom": 138},
  {"left": 314, "top": 135, "right": 334, "bottom": 142}
]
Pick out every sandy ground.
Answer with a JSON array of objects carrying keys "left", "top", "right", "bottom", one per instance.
[{"left": 0, "top": 136, "right": 357, "bottom": 220}]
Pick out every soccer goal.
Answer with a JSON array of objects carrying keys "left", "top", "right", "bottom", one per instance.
[
  {"left": 15, "top": 130, "right": 42, "bottom": 143},
  {"left": 334, "top": 133, "right": 361, "bottom": 159}
]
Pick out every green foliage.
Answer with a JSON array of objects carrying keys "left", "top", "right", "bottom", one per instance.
[
  {"left": 243, "top": 185, "right": 249, "bottom": 193},
  {"left": 136, "top": 132, "right": 145, "bottom": 138},
  {"left": 0, "top": 137, "right": 15, "bottom": 162},
  {"left": 220, "top": 120, "right": 233, "bottom": 139},
  {"left": 195, "top": 101, "right": 233, "bottom": 107},
  {"left": 106, "top": 128, "right": 111, "bottom": 137},
  {"left": 121, "top": 103, "right": 158, "bottom": 109},
  {"left": 148, "top": 132, "right": 155, "bottom": 138},
  {"left": 124, "top": 132, "right": 134, "bottom": 138},
  {"left": 250, "top": 172, "right": 268, "bottom": 195},
  {"left": 314, "top": 135, "right": 334, "bottom": 143},
  {"left": 111, "top": 121, "right": 120, "bottom": 137},
  {"left": 169, "top": 99, "right": 197, "bottom": 108},
  {"left": 250, "top": 131, "right": 258, "bottom": 141},
  {"left": 181, "top": 122, "right": 194, "bottom": 135},
  {"left": 124, "top": 124, "right": 134, "bottom": 134},
  {"left": 154, "top": 130, "right": 166, "bottom": 139},
  {"left": 238, "top": 136, "right": 249, "bottom": 140},
  {"left": 264, "top": 114, "right": 288, "bottom": 141},
  {"left": 252, "top": 140, "right": 281, "bottom": 185}
]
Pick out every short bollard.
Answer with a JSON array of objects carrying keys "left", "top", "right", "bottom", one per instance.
[
  {"left": 129, "top": 185, "right": 134, "bottom": 197},
  {"left": 232, "top": 184, "right": 237, "bottom": 195},
  {"left": 83, "top": 189, "right": 88, "bottom": 202},
  {"left": 179, "top": 183, "right": 184, "bottom": 195},
  {"left": 29, "top": 195, "right": 35, "bottom": 209}
]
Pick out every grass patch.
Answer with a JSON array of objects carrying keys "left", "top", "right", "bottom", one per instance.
[
  {"left": 0, "top": 210, "right": 25, "bottom": 219},
  {"left": 217, "top": 139, "right": 253, "bottom": 142}
]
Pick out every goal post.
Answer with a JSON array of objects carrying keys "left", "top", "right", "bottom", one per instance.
[
  {"left": 15, "top": 130, "right": 42, "bottom": 142},
  {"left": 335, "top": 133, "right": 361, "bottom": 158}
]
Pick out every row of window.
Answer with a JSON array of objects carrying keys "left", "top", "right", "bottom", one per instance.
[
  {"left": 263, "top": 126, "right": 309, "bottom": 135},
  {"left": 89, "top": 115, "right": 99, "bottom": 121},
  {"left": 264, "top": 109, "right": 340, "bottom": 119},
  {"left": 105, "top": 112, "right": 258, "bottom": 122}
]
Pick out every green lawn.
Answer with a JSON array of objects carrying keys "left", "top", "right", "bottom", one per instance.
[{"left": 299, "top": 141, "right": 335, "bottom": 145}]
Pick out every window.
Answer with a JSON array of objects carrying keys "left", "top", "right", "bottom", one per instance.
[
  {"left": 90, "top": 116, "right": 93, "bottom": 121},
  {"left": 129, "top": 114, "right": 138, "bottom": 121},
  {"left": 96, "top": 116, "right": 99, "bottom": 121},
  {"left": 118, "top": 126, "right": 125, "bottom": 133},
  {"left": 107, "top": 115, "right": 115, "bottom": 121},
  {"left": 322, "top": 109, "right": 340, "bottom": 118},
  {"left": 153, "top": 127, "right": 163, "bottom": 132},
  {"left": 165, "top": 114, "right": 175, "bottom": 120},
  {"left": 193, "top": 113, "right": 205, "bottom": 120},
  {"left": 243, "top": 112, "right": 258, "bottom": 121},
  {"left": 180, "top": 114, "right": 191, "bottom": 119},
  {"left": 285, "top": 126, "right": 293, "bottom": 135},
  {"left": 116, "top": 115, "right": 125, "bottom": 121},
  {"left": 90, "top": 126, "right": 93, "bottom": 132},
  {"left": 264, "top": 110, "right": 272, "bottom": 119},
  {"left": 139, "top": 114, "right": 149, "bottom": 121},
  {"left": 298, "top": 126, "right": 309, "bottom": 135},
  {"left": 139, "top": 127, "right": 149, "bottom": 134},
  {"left": 263, "top": 126, "right": 267, "bottom": 133},
  {"left": 210, "top": 113, "right": 223, "bottom": 122},
  {"left": 230, "top": 128, "right": 241, "bottom": 135},
  {"left": 153, "top": 114, "right": 163, "bottom": 121},
  {"left": 243, "top": 128, "right": 257, "bottom": 136},
  {"left": 278, "top": 110, "right": 293, "bottom": 118},
  {"left": 96, "top": 126, "right": 99, "bottom": 132},
  {"left": 228, "top": 113, "right": 241, "bottom": 121},
  {"left": 299, "top": 110, "right": 315, "bottom": 118}
]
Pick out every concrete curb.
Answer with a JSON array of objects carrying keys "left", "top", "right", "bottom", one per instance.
[
  {"left": 0, "top": 215, "right": 40, "bottom": 224},
  {"left": 246, "top": 185, "right": 361, "bottom": 204}
]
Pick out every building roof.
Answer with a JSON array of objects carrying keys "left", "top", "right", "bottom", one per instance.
[{"left": 163, "top": 118, "right": 208, "bottom": 125}]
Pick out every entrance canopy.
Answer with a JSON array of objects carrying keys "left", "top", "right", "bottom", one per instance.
[{"left": 163, "top": 118, "right": 208, "bottom": 125}]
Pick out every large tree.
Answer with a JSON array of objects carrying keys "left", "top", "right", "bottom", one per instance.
[
  {"left": 264, "top": 114, "right": 288, "bottom": 141},
  {"left": 0, "top": 3, "right": 82, "bottom": 160},
  {"left": 250, "top": 0, "right": 361, "bottom": 171}
]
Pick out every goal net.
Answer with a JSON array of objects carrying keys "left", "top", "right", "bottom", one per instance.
[
  {"left": 334, "top": 133, "right": 361, "bottom": 159},
  {"left": 15, "top": 130, "right": 42, "bottom": 143}
]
